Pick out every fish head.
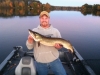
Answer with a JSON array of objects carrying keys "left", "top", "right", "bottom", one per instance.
[{"left": 28, "top": 29, "right": 42, "bottom": 41}]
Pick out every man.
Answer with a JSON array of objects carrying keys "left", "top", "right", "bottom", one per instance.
[{"left": 26, "top": 11, "right": 67, "bottom": 75}]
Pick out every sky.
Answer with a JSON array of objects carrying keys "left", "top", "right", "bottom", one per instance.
[{"left": 39, "top": 0, "right": 100, "bottom": 6}]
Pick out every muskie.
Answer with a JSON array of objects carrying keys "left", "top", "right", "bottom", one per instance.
[{"left": 28, "top": 29, "right": 74, "bottom": 54}]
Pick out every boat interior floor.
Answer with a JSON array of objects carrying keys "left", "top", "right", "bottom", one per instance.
[{"left": 1, "top": 48, "right": 89, "bottom": 75}]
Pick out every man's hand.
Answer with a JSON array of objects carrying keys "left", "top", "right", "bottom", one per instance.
[
  {"left": 27, "top": 35, "right": 34, "bottom": 44},
  {"left": 54, "top": 43, "right": 63, "bottom": 49}
]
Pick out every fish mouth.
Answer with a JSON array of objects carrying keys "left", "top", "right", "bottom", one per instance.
[
  {"left": 28, "top": 29, "right": 36, "bottom": 39},
  {"left": 28, "top": 29, "right": 40, "bottom": 42},
  {"left": 28, "top": 29, "right": 33, "bottom": 33}
]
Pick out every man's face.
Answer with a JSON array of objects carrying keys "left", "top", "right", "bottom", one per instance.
[{"left": 40, "top": 15, "right": 50, "bottom": 27}]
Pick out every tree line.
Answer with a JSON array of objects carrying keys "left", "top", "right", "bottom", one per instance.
[
  {"left": 81, "top": 4, "right": 100, "bottom": 11},
  {"left": 0, "top": 0, "right": 51, "bottom": 11},
  {"left": 81, "top": 4, "right": 100, "bottom": 16},
  {"left": 0, "top": 0, "right": 100, "bottom": 17}
]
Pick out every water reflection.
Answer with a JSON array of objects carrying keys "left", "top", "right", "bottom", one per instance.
[
  {"left": 0, "top": 8, "right": 41, "bottom": 17},
  {"left": 0, "top": 8, "right": 100, "bottom": 18},
  {"left": 80, "top": 9, "right": 100, "bottom": 16}
]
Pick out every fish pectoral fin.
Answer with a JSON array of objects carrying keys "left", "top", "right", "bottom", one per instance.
[
  {"left": 68, "top": 49, "right": 75, "bottom": 56},
  {"left": 60, "top": 44, "right": 63, "bottom": 47},
  {"left": 68, "top": 49, "right": 73, "bottom": 54},
  {"left": 38, "top": 42, "right": 40, "bottom": 47}
]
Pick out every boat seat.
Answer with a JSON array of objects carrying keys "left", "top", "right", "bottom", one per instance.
[{"left": 15, "top": 56, "right": 36, "bottom": 75}]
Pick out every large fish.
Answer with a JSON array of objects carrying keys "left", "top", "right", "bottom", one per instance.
[{"left": 28, "top": 29, "right": 74, "bottom": 54}]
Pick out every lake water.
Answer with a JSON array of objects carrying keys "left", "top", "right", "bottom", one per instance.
[{"left": 0, "top": 11, "right": 100, "bottom": 64}]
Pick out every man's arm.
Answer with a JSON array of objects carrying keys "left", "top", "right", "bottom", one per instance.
[
  {"left": 26, "top": 35, "right": 34, "bottom": 50},
  {"left": 27, "top": 35, "right": 34, "bottom": 44}
]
